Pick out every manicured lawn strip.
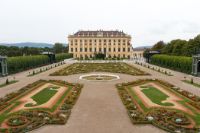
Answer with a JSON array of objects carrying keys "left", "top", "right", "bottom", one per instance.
[
  {"left": 178, "top": 101, "right": 200, "bottom": 125},
  {"left": 26, "top": 86, "right": 72, "bottom": 113},
  {"left": 156, "top": 81, "right": 200, "bottom": 125},
  {"left": 131, "top": 81, "right": 200, "bottom": 126},
  {"left": 0, "top": 85, "right": 73, "bottom": 125},
  {"left": 0, "top": 81, "right": 46, "bottom": 115},
  {"left": 120, "top": 79, "right": 200, "bottom": 132},
  {"left": 51, "top": 86, "right": 72, "bottom": 112},
  {"left": 29, "top": 87, "right": 58, "bottom": 106},
  {"left": 0, "top": 80, "right": 18, "bottom": 88},
  {"left": 5, "top": 81, "right": 46, "bottom": 105},
  {"left": 182, "top": 80, "right": 200, "bottom": 88},
  {"left": 141, "top": 87, "right": 174, "bottom": 106},
  {"left": 127, "top": 86, "right": 149, "bottom": 112},
  {"left": 0, "top": 102, "right": 21, "bottom": 123}
]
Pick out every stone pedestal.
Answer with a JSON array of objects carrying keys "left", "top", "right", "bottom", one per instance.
[
  {"left": 0, "top": 56, "right": 8, "bottom": 76},
  {"left": 192, "top": 54, "right": 200, "bottom": 77}
]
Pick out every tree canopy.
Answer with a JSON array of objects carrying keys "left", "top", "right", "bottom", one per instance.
[
  {"left": 149, "top": 34, "right": 200, "bottom": 57},
  {"left": 0, "top": 43, "right": 69, "bottom": 57}
]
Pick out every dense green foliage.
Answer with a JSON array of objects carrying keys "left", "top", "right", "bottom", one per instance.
[
  {"left": 151, "top": 54, "right": 192, "bottom": 73},
  {"left": 55, "top": 53, "right": 73, "bottom": 62},
  {"left": 7, "top": 53, "right": 72, "bottom": 74},
  {"left": 141, "top": 86, "right": 173, "bottom": 106},
  {"left": 53, "top": 43, "right": 68, "bottom": 53},
  {"left": 94, "top": 53, "right": 106, "bottom": 59},
  {"left": 145, "top": 34, "right": 200, "bottom": 57},
  {"left": 8, "top": 55, "right": 49, "bottom": 74},
  {"left": 151, "top": 41, "right": 165, "bottom": 51},
  {"left": 0, "top": 43, "right": 68, "bottom": 57}
]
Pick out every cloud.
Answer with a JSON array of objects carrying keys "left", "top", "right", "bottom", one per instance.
[{"left": 0, "top": 0, "right": 200, "bottom": 47}]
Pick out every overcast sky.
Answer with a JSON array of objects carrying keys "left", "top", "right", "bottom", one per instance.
[{"left": 0, "top": 0, "right": 200, "bottom": 47}]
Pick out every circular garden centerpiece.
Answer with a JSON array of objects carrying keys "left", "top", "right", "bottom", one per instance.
[{"left": 79, "top": 74, "right": 120, "bottom": 81}]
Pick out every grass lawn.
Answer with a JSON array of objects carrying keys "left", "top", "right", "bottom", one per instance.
[
  {"left": 182, "top": 80, "right": 200, "bottom": 88},
  {"left": 50, "top": 63, "right": 148, "bottom": 76},
  {"left": 141, "top": 86, "right": 174, "bottom": 106},
  {"left": 122, "top": 80, "right": 200, "bottom": 128},
  {"left": 0, "top": 80, "right": 18, "bottom": 88},
  {"left": 0, "top": 80, "right": 82, "bottom": 132},
  {"left": 25, "top": 86, "right": 59, "bottom": 107}
]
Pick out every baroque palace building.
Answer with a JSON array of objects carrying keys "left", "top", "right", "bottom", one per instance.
[{"left": 68, "top": 30, "right": 133, "bottom": 59}]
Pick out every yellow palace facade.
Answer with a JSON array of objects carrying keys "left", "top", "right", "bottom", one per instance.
[{"left": 68, "top": 30, "right": 133, "bottom": 59}]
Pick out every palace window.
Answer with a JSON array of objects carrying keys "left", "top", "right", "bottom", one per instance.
[
  {"left": 85, "top": 48, "right": 87, "bottom": 52},
  {"left": 123, "top": 48, "right": 125, "bottom": 52},
  {"left": 104, "top": 48, "right": 106, "bottom": 53}
]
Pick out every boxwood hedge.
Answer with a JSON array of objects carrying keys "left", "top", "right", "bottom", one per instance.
[
  {"left": 150, "top": 54, "right": 192, "bottom": 74},
  {"left": 7, "top": 53, "right": 72, "bottom": 74}
]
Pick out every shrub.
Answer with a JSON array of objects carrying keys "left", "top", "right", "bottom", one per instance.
[
  {"left": 150, "top": 54, "right": 192, "bottom": 74},
  {"left": 8, "top": 55, "right": 49, "bottom": 74},
  {"left": 7, "top": 53, "right": 72, "bottom": 74},
  {"left": 55, "top": 53, "right": 72, "bottom": 62}
]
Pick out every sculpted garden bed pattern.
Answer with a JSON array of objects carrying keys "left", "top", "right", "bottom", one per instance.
[
  {"left": 117, "top": 79, "right": 200, "bottom": 133},
  {"left": 79, "top": 74, "right": 120, "bottom": 81},
  {"left": 50, "top": 63, "right": 149, "bottom": 76},
  {"left": 0, "top": 80, "right": 82, "bottom": 133}
]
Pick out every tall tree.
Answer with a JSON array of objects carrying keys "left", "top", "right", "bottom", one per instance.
[
  {"left": 53, "top": 43, "right": 65, "bottom": 53},
  {"left": 151, "top": 41, "right": 166, "bottom": 51}
]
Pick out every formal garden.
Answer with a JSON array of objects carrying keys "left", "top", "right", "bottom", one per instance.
[
  {"left": 50, "top": 62, "right": 149, "bottom": 76},
  {"left": 117, "top": 79, "right": 200, "bottom": 132},
  {"left": 0, "top": 80, "right": 82, "bottom": 132}
]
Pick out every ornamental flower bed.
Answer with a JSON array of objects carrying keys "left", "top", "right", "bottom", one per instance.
[
  {"left": 0, "top": 80, "right": 82, "bottom": 133},
  {"left": 117, "top": 79, "right": 200, "bottom": 133}
]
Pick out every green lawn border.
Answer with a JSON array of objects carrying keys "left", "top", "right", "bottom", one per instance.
[
  {"left": 182, "top": 80, "right": 200, "bottom": 88},
  {"left": 0, "top": 80, "right": 18, "bottom": 88},
  {"left": 0, "top": 80, "right": 81, "bottom": 126},
  {"left": 119, "top": 79, "right": 200, "bottom": 128}
]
